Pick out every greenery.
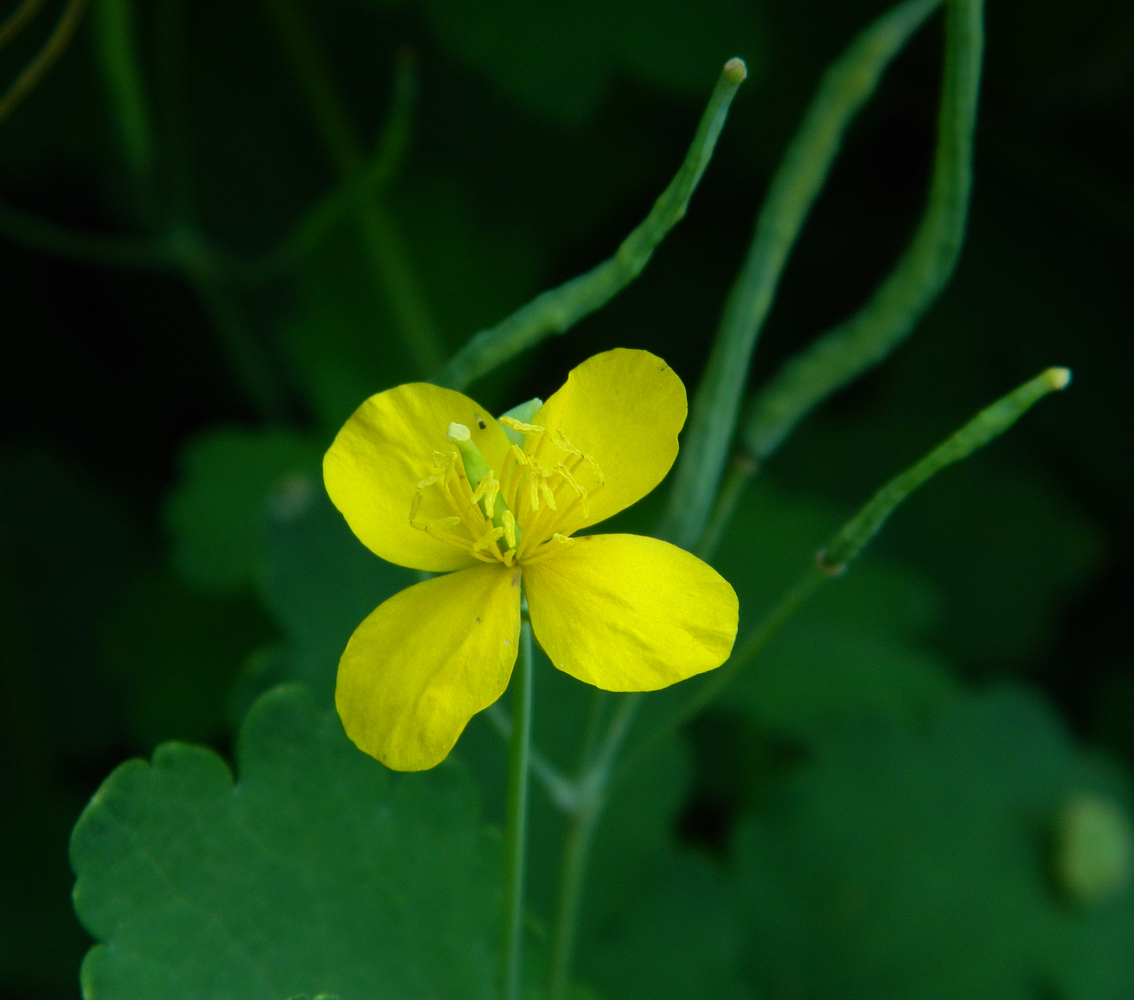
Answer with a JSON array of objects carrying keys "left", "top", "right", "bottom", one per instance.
[{"left": 1, "top": 0, "right": 1131, "bottom": 997}]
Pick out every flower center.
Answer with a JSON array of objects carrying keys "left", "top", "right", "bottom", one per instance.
[{"left": 409, "top": 416, "right": 604, "bottom": 566}]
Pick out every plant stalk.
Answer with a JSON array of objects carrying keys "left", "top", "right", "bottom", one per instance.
[
  {"left": 435, "top": 57, "right": 748, "bottom": 391},
  {"left": 658, "top": 0, "right": 943, "bottom": 551},
  {"left": 500, "top": 614, "right": 533, "bottom": 1000}
]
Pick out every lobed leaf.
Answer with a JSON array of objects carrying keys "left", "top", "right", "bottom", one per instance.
[{"left": 71, "top": 685, "right": 501, "bottom": 1000}]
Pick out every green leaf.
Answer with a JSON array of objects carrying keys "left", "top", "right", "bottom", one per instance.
[
  {"left": 71, "top": 685, "right": 501, "bottom": 1000},
  {"left": 712, "top": 479, "right": 956, "bottom": 742},
  {"left": 733, "top": 687, "right": 1134, "bottom": 1000},
  {"left": 166, "top": 427, "right": 320, "bottom": 594}
]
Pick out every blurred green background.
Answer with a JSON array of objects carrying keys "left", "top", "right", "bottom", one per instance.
[{"left": 1, "top": 0, "right": 1132, "bottom": 997}]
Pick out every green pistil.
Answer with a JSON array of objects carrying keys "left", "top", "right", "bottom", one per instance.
[{"left": 447, "top": 422, "right": 522, "bottom": 545}]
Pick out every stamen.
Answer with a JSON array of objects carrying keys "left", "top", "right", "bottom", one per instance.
[
  {"left": 555, "top": 463, "right": 586, "bottom": 498},
  {"left": 472, "top": 527, "right": 505, "bottom": 553},
  {"left": 469, "top": 472, "right": 500, "bottom": 520},
  {"left": 553, "top": 427, "right": 582, "bottom": 456},
  {"left": 499, "top": 416, "right": 545, "bottom": 435},
  {"left": 502, "top": 510, "right": 517, "bottom": 550}
]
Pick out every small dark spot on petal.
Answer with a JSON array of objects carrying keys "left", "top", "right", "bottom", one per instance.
[
  {"left": 475, "top": 617, "right": 481, "bottom": 624},
  {"left": 511, "top": 571, "right": 521, "bottom": 588},
  {"left": 477, "top": 417, "right": 487, "bottom": 429}
]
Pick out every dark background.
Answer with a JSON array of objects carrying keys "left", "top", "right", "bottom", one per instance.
[{"left": 1, "top": 0, "right": 1131, "bottom": 996}]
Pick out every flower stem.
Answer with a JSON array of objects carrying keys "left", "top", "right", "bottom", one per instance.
[
  {"left": 500, "top": 613, "right": 533, "bottom": 1000},
  {"left": 258, "top": 0, "right": 445, "bottom": 375}
]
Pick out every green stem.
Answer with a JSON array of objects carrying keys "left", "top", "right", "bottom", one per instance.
[
  {"left": 742, "top": 0, "right": 983, "bottom": 464},
  {"left": 0, "top": 0, "right": 48, "bottom": 50},
  {"left": 695, "top": 453, "right": 758, "bottom": 560},
  {"left": 619, "top": 565, "right": 827, "bottom": 781},
  {"left": 546, "top": 802, "right": 599, "bottom": 1000},
  {"left": 434, "top": 57, "right": 748, "bottom": 392},
  {"left": 621, "top": 366, "right": 1071, "bottom": 782},
  {"left": 175, "top": 229, "right": 291, "bottom": 420},
  {"left": 91, "top": 0, "right": 156, "bottom": 205},
  {"left": 258, "top": 0, "right": 445, "bottom": 374},
  {"left": 244, "top": 51, "right": 417, "bottom": 282},
  {"left": 0, "top": 0, "right": 89, "bottom": 124},
  {"left": 820, "top": 366, "right": 1070, "bottom": 569},
  {"left": 0, "top": 199, "right": 176, "bottom": 269},
  {"left": 545, "top": 692, "right": 641, "bottom": 1000},
  {"left": 657, "top": 0, "right": 943, "bottom": 551},
  {"left": 156, "top": 0, "right": 289, "bottom": 420},
  {"left": 484, "top": 702, "right": 577, "bottom": 813},
  {"left": 501, "top": 615, "right": 533, "bottom": 1000}
]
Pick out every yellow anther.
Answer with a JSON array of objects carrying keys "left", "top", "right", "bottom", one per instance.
[
  {"left": 470, "top": 471, "right": 500, "bottom": 519},
  {"left": 425, "top": 515, "right": 461, "bottom": 528},
  {"left": 584, "top": 452, "right": 604, "bottom": 483},
  {"left": 539, "top": 478, "right": 558, "bottom": 510},
  {"left": 502, "top": 510, "right": 517, "bottom": 550},
  {"left": 551, "top": 533, "right": 574, "bottom": 545},
  {"left": 472, "top": 527, "right": 505, "bottom": 553},
  {"left": 416, "top": 468, "right": 445, "bottom": 490},
  {"left": 556, "top": 463, "right": 586, "bottom": 498},
  {"left": 553, "top": 428, "right": 582, "bottom": 456},
  {"left": 499, "top": 416, "right": 544, "bottom": 435}
]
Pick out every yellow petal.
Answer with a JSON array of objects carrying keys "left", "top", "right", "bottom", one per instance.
[
  {"left": 336, "top": 563, "right": 522, "bottom": 770},
  {"left": 324, "top": 383, "right": 511, "bottom": 572},
  {"left": 524, "top": 533, "right": 737, "bottom": 691},
  {"left": 531, "top": 349, "right": 686, "bottom": 531}
]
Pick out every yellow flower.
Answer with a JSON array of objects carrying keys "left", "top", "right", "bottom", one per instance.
[{"left": 324, "top": 348, "right": 739, "bottom": 771}]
